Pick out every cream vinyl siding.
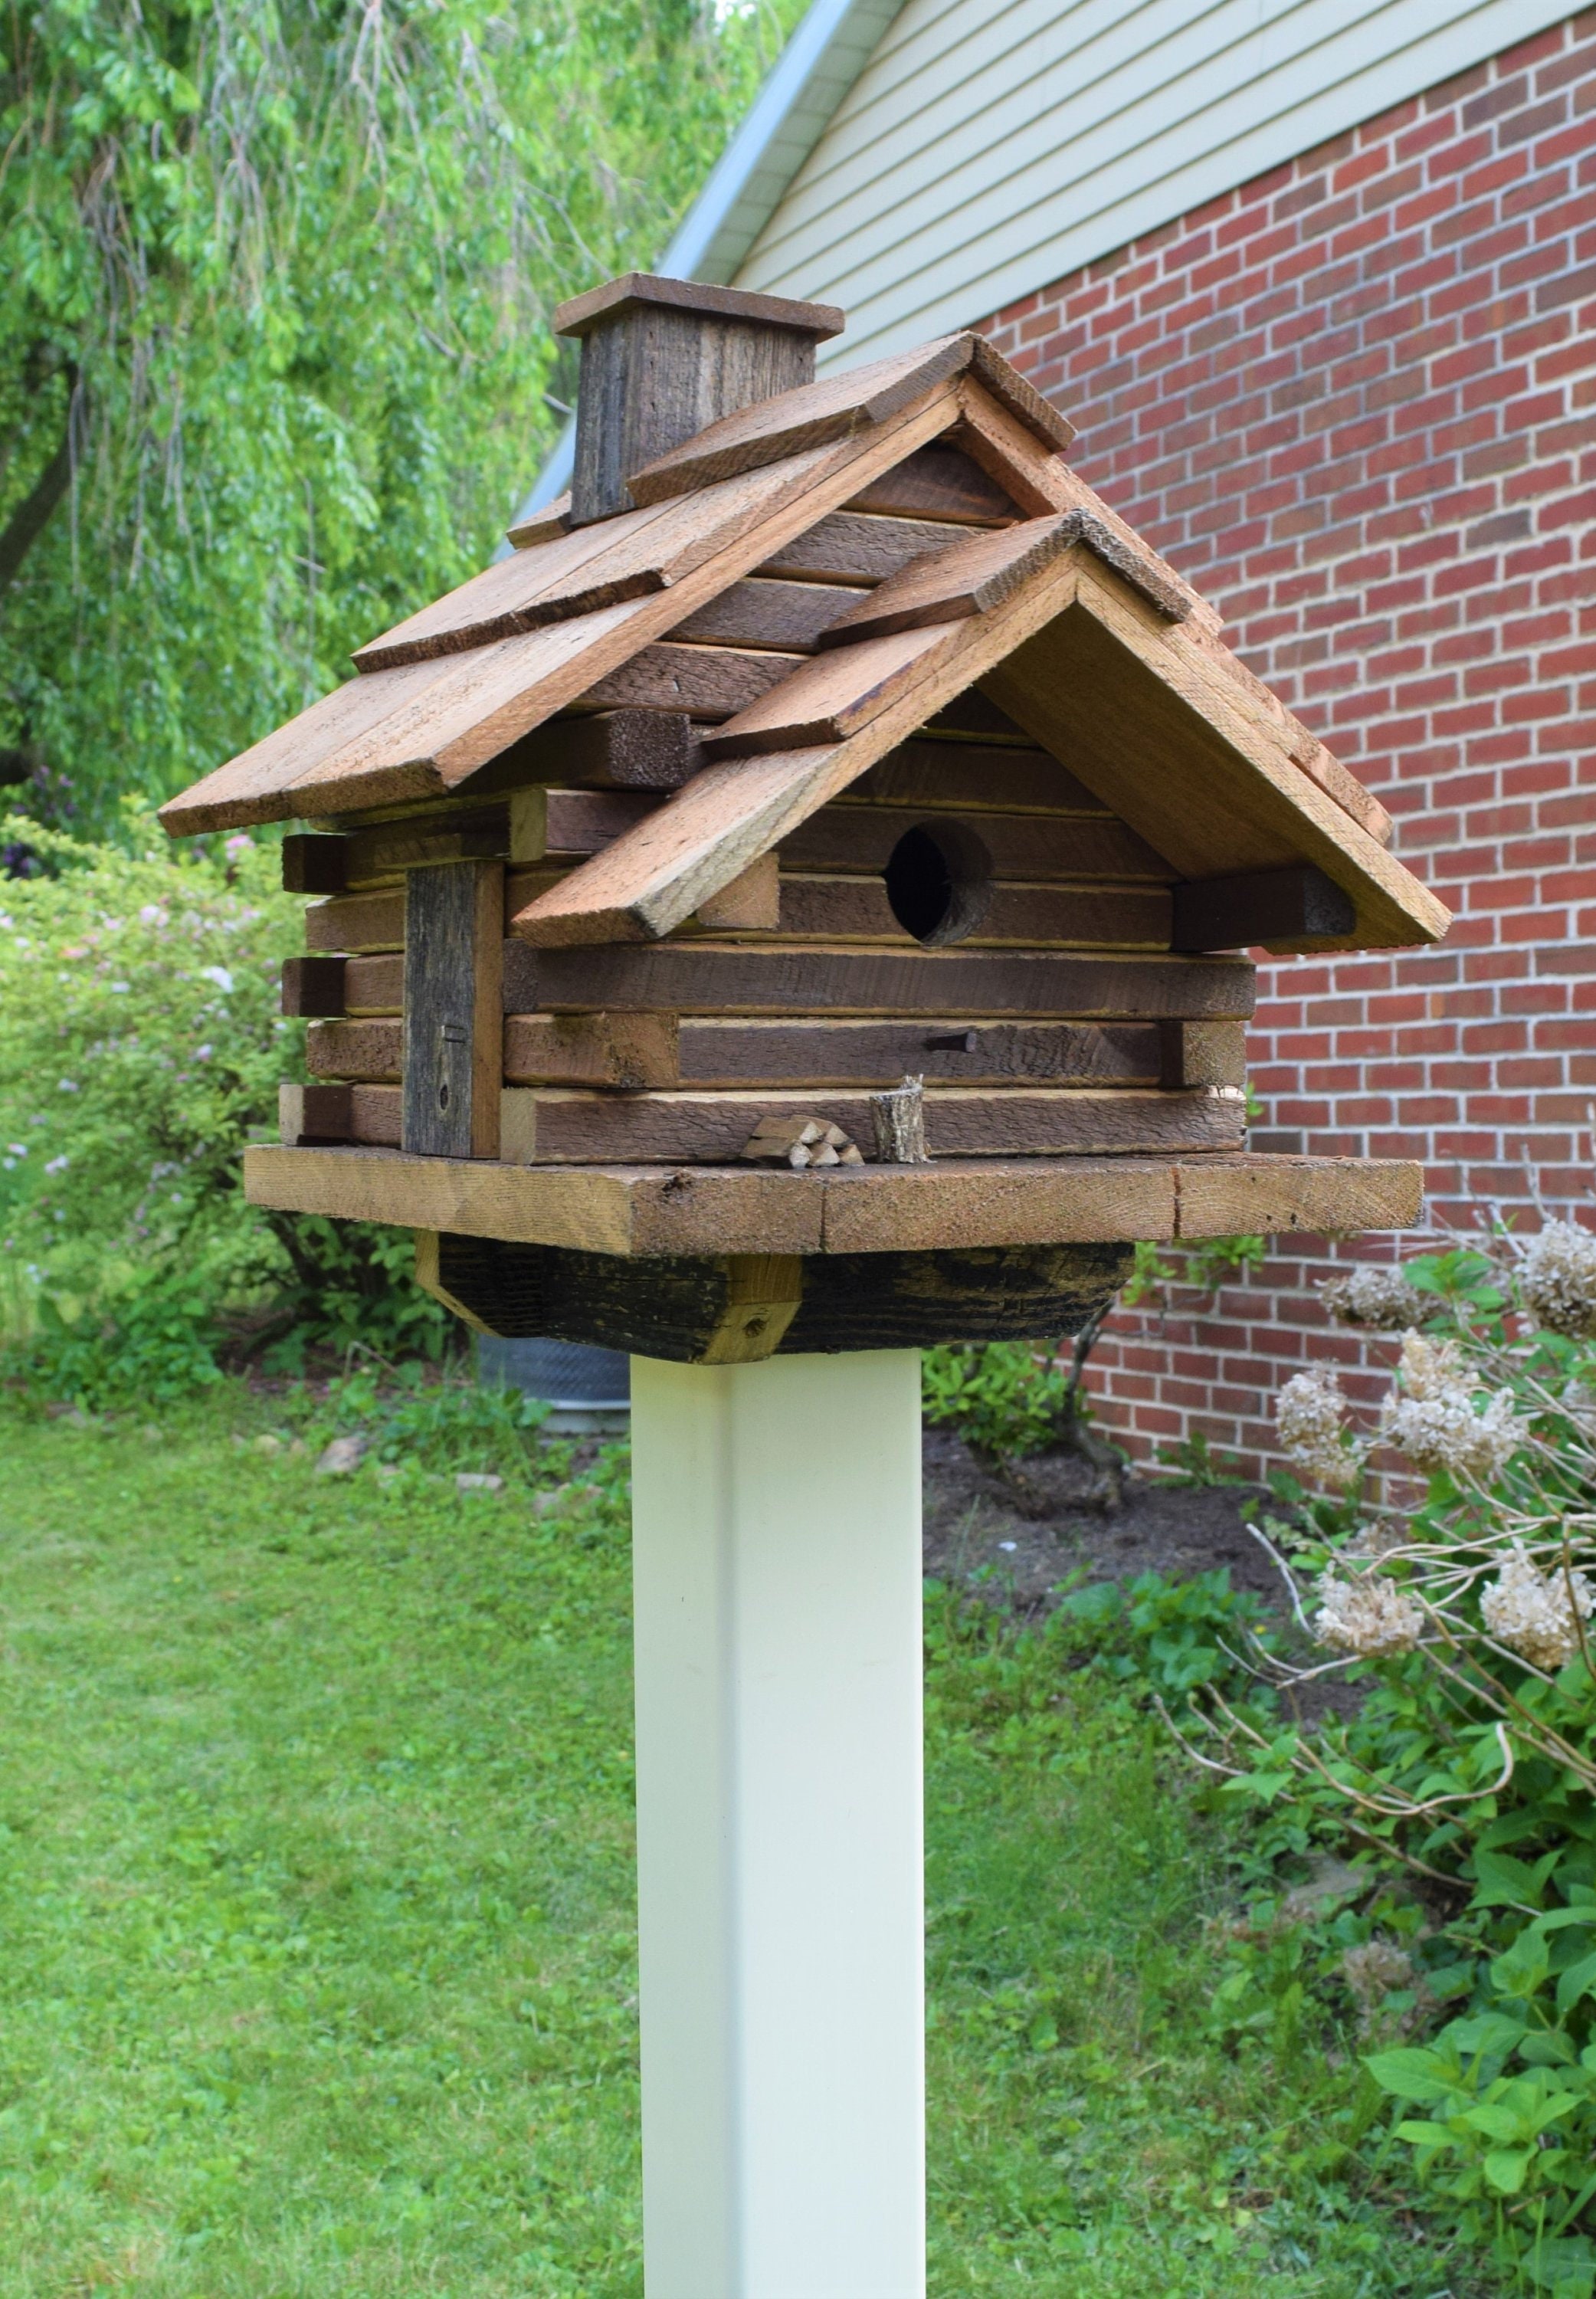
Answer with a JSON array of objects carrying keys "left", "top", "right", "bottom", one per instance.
[{"left": 734, "top": 0, "right": 1576, "bottom": 366}]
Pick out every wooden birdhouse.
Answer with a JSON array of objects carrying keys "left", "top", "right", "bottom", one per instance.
[
  {"left": 160, "top": 273, "right": 1451, "bottom": 2294},
  {"left": 161, "top": 269, "right": 1447, "bottom": 1363}
]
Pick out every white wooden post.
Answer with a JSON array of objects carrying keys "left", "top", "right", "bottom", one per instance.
[{"left": 629, "top": 1349, "right": 926, "bottom": 2299}]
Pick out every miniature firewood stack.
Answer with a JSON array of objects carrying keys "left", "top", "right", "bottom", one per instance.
[{"left": 160, "top": 273, "right": 1449, "bottom": 2294}]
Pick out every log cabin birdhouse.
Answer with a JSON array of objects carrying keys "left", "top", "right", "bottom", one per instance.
[
  {"left": 159, "top": 274, "right": 1455, "bottom": 2295},
  {"left": 161, "top": 274, "right": 1450, "bottom": 1361}
]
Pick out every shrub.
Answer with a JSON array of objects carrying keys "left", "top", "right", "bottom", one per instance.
[
  {"left": 1174, "top": 1226, "right": 1596, "bottom": 2292},
  {"left": 0, "top": 809, "right": 447, "bottom": 1395}
]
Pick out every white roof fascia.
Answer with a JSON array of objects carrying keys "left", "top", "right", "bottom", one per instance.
[{"left": 506, "top": 0, "right": 906, "bottom": 536}]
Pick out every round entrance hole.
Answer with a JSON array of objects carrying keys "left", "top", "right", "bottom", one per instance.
[{"left": 883, "top": 820, "right": 993, "bottom": 946}]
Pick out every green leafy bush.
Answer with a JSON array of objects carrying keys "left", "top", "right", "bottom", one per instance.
[
  {"left": 0, "top": 810, "right": 447, "bottom": 1394},
  {"left": 1173, "top": 1228, "right": 1596, "bottom": 2290},
  {"left": 923, "top": 1340, "right": 1075, "bottom": 1457}
]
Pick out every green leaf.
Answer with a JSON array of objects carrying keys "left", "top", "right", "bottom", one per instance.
[
  {"left": 1484, "top": 2146, "right": 1534, "bottom": 2194},
  {"left": 1367, "top": 2048, "right": 1455, "bottom": 2104}
]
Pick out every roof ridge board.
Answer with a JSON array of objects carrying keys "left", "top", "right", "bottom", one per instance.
[
  {"left": 627, "top": 332, "right": 1075, "bottom": 508},
  {"left": 813, "top": 509, "right": 1188, "bottom": 651},
  {"left": 159, "top": 379, "right": 968, "bottom": 838}
]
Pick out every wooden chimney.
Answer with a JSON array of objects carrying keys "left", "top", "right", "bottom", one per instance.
[{"left": 558, "top": 274, "right": 844, "bottom": 523}]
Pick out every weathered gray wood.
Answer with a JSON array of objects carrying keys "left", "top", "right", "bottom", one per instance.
[
  {"left": 281, "top": 954, "right": 349, "bottom": 1018},
  {"left": 402, "top": 863, "right": 503, "bottom": 1158},
  {"left": 755, "top": 511, "right": 985, "bottom": 585},
  {"left": 844, "top": 444, "right": 1021, "bottom": 526},
  {"left": 778, "top": 803, "right": 1170, "bottom": 881},
  {"left": 501, "top": 942, "right": 1255, "bottom": 1019},
  {"left": 871, "top": 1077, "right": 928, "bottom": 1163},
  {"left": 421, "top": 1231, "right": 1132, "bottom": 1355},
  {"left": 673, "top": 1017, "right": 1164, "bottom": 1087},
  {"left": 562, "top": 278, "right": 840, "bottom": 523},
  {"left": 573, "top": 641, "right": 803, "bottom": 718},
  {"left": 667, "top": 578, "right": 867, "bottom": 652},
  {"left": 1172, "top": 865, "right": 1357, "bottom": 951}
]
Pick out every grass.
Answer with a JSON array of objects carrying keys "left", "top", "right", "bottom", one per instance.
[{"left": 0, "top": 1390, "right": 1486, "bottom": 2297}]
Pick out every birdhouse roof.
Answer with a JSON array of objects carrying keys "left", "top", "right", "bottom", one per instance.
[{"left": 161, "top": 328, "right": 1447, "bottom": 956}]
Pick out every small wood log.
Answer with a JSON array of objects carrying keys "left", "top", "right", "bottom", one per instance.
[
  {"left": 503, "top": 1011, "right": 680, "bottom": 1090},
  {"left": 755, "top": 510, "right": 988, "bottom": 585},
  {"left": 667, "top": 578, "right": 867, "bottom": 653},
  {"left": 489, "top": 709, "right": 703, "bottom": 792},
  {"left": 574, "top": 640, "right": 803, "bottom": 720},
  {"left": 402, "top": 862, "right": 503, "bottom": 1159},
  {"left": 282, "top": 834, "right": 349, "bottom": 894},
  {"left": 870, "top": 1077, "right": 929, "bottom": 1165},
  {"left": 500, "top": 942, "right": 1256, "bottom": 1020},
  {"left": 306, "top": 1018, "right": 402, "bottom": 1081},
  {"left": 843, "top": 444, "right": 1021, "bottom": 526},
  {"left": 778, "top": 804, "right": 1170, "bottom": 881},
  {"left": 741, "top": 1115, "right": 864, "bottom": 1169},
  {"left": 281, "top": 954, "right": 349, "bottom": 1018},
  {"left": 279, "top": 1082, "right": 353, "bottom": 1145},
  {"left": 1171, "top": 865, "right": 1358, "bottom": 951},
  {"left": 850, "top": 738, "right": 1106, "bottom": 816}
]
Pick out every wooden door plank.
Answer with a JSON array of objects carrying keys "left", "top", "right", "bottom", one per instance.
[{"left": 401, "top": 862, "right": 503, "bottom": 1158}]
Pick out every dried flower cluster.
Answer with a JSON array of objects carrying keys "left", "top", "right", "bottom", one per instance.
[
  {"left": 1276, "top": 1367, "right": 1358, "bottom": 1489},
  {"left": 1481, "top": 1543, "right": 1594, "bottom": 1671},
  {"left": 1381, "top": 1331, "right": 1522, "bottom": 1484},
  {"left": 1516, "top": 1218, "right": 1596, "bottom": 1340},
  {"left": 1320, "top": 1265, "right": 1426, "bottom": 1330},
  {"left": 1315, "top": 1569, "right": 1427, "bottom": 1658}
]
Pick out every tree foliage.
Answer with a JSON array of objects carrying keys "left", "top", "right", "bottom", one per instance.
[{"left": 0, "top": 0, "right": 801, "bottom": 825}]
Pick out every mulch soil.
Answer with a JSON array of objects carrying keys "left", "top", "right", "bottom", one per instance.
[{"left": 923, "top": 1428, "right": 1280, "bottom": 1616}]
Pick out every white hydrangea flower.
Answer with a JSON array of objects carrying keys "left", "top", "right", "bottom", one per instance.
[
  {"left": 1517, "top": 1219, "right": 1596, "bottom": 1340},
  {"left": 1320, "top": 1266, "right": 1426, "bottom": 1330},
  {"left": 1316, "top": 1570, "right": 1426, "bottom": 1657},
  {"left": 1381, "top": 1333, "right": 1522, "bottom": 1484},
  {"left": 1481, "top": 1543, "right": 1593, "bottom": 1671},
  {"left": 1276, "top": 1367, "right": 1359, "bottom": 1489}
]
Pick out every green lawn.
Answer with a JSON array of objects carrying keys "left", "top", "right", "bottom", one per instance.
[{"left": 0, "top": 1399, "right": 1483, "bottom": 2296}]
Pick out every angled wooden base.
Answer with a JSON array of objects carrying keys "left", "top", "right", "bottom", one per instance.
[
  {"left": 415, "top": 1231, "right": 1134, "bottom": 1359},
  {"left": 244, "top": 1143, "right": 1423, "bottom": 1260}
]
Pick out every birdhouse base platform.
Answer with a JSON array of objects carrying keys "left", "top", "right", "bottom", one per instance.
[{"left": 245, "top": 1143, "right": 1421, "bottom": 1360}]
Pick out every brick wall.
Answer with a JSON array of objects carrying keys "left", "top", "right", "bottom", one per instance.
[{"left": 981, "top": 12, "right": 1596, "bottom": 1477}]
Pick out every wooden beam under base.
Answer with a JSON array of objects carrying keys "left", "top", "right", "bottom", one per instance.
[
  {"left": 243, "top": 1143, "right": 1423, "bottom": 1258},
  {"left": 414, "top": 1231, "right": 1135, "bottom": 1358}
]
